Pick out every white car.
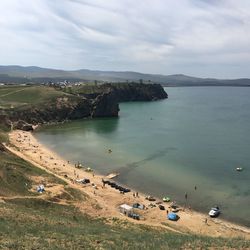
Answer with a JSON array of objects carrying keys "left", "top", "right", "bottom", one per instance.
[{"left": 208, "top": 206, "right": 220, "bottom": 217}]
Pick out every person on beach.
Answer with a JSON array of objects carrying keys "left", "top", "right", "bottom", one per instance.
[{"left": 185, "top": 193, "right": 188, "bottom": 200}]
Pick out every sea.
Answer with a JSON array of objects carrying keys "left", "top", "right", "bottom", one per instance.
[{"left": 34, "top": 87, "right": 250, "bottom": 227}]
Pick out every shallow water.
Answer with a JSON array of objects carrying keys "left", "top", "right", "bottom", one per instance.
[{"left": 35, "top": 87, "right": 250, "bottom": 227}]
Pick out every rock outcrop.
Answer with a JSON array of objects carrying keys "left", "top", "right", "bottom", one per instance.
[
  {"left": 15, "top": 121, "right": 34, "bottom": 131},
  {"left": 109, "top": 83, "right": 168, "bottom": 102},
  {"left": 91, "top": 92, "right": 119, "bottom": 118}
]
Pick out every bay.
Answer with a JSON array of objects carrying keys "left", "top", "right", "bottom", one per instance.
[{"left": 35, "top": 87, "right": 250, "bottom": 227}]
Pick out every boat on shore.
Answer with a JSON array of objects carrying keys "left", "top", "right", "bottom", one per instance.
[
  {"left": 163, "top": 197, "right": 171, "bottom": 202},
  {"left": 209, "top": 206, "right": 220, "bottom": 218}
]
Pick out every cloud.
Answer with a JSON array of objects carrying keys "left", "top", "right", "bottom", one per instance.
[{"left": 0, "top": 0, "right": 250, "bottom": 77}]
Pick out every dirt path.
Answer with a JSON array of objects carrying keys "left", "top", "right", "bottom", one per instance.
[{"left": 4, "top": 130, "right": 250, "bottom": 239}]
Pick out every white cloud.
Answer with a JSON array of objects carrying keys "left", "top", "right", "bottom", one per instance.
[{"left": 0, "top": 0, "right": 250, "bottom": 77}]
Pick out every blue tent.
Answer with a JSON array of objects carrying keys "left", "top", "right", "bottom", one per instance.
[{"left": 167, "top": 212, "right": 179, "bottom": 221}]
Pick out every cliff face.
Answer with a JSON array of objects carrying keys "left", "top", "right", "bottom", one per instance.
[
  {"left": 79, "top": 83, "right": 168, "bottom": 102},
  {"left": 89, "top": 83, "right": 167, "bottom": 117},
  {"left": 91, "top": 92, "right": 119, "bottom": 118},
  {"left": 109, "top": 83, "right": 168, "bottom": 102},
  {"left": 0, "top": 83, "right": 167, "bottom": 129}
]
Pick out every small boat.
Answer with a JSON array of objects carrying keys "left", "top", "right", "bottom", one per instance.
[
  {"left": 208, "top": 206, "right": 220, "bottom": 217},
  {"left": 163, "top": 197, "right": 171, "bottom": 202},
  {"left": 236, "top": 167, "right": 243, "bottom": 172}
]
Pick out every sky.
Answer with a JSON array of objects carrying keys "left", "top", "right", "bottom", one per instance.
[{"left": 0, "top": 0, "right": 250, "bottom": 78}]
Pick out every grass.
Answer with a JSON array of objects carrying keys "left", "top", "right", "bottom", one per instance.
[
  {"left": 0, "top": 85, "right": 68, "bottom": 109},
  {"left": 0, "top": 131, "right": 9, "bottom": 144},
  {"left": 0, "top": 149, "right": 66, "bottom": 197},
  {"left": 0, "top": 198, "right": 249, "bottom": 249},
  {"left": 64, "top": 84, "right": 109, "bottom": 95}
]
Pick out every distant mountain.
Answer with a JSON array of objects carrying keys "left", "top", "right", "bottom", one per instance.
[{"left": 0, "top": 65, "right": 250, "bottom": 86}]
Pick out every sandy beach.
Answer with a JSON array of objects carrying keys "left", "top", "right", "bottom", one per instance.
[{"left": 4, "top": 130, "right": 250, "bottom": 239}]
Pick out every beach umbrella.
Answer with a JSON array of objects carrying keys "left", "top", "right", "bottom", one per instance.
[{"left": 167, "top": 212, "right": 178, "bottom": 221}]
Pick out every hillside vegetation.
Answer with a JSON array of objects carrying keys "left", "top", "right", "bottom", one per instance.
[{"left": 0, "top": 85, "right": 68, "bottom": 109}]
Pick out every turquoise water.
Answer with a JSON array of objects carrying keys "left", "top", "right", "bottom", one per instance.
[{"left": 35, "top": 87, "right": 250, "bottom": 227}]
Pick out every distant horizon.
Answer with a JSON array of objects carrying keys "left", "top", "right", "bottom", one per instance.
[{"left": 1, "top": 64, "right": 250, "bottom": 81}]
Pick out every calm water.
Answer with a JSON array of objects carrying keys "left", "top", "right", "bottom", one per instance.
[{"left": 35, "top": 87, "right": 250, "bottom": 227}]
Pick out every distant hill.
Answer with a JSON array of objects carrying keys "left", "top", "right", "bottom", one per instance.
[{"left": 0, "top": 65, "right": 250, "bottom": 86}]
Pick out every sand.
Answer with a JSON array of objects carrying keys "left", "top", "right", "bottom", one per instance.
[{"left": 4, "top": 130, "right": 250, "bottom": 239}]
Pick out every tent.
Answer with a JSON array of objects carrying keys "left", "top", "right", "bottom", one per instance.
[
  {"left": 167, "top": 212, "right": 179, "bottom": 221},
  {"left": 119, "top": 204, "right": 133, "bottom": 216},
  {"left": 37, "top": 184, "right": 45, "bottom": 193}
]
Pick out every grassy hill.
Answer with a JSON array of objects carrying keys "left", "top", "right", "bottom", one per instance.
[{"left": 0, "top": 85, "right": 69, "bottom": 109}]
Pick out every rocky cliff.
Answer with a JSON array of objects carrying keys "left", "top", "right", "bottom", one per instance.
[
  {"left": 108, "top": 83, "right": 168, "bottom": 102},
  {"left": 79, "top": 83, "right": 168, "bottom": 102},
  {"left": 0, "top": 83, "right": 167, "bottom": 130},
  {"left": 0, "top": 96, "right": 93, "bottom": 130}
]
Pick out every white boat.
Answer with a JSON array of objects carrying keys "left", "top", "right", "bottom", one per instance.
[
  {"left": 208, "top": 206, "right": 220, "bottom": 217},
  {"left": 236, "top": 167, "right": 243, "bottom": 172}
]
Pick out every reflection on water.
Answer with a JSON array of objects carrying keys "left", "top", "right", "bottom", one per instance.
[
  {"left": 83, "top": 117, "right": 120, "bottom": 134},
  {"left": 35, "top": 87, "right": 250, "bottom": 227},
  {"left": 38, "top": 117, "right": 119, "bottom": 134}
]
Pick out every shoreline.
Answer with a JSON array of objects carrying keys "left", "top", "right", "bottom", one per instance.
[{"left": 5, "top": 130, "right": 250, "bottom": 239}]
